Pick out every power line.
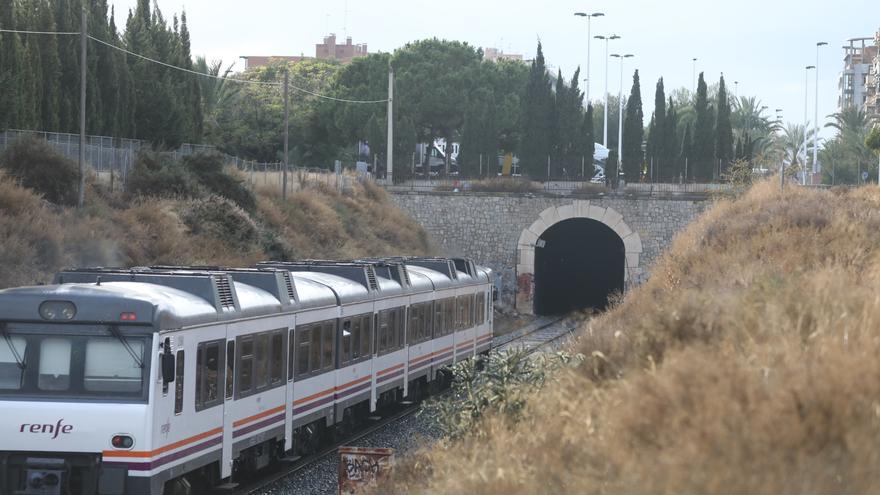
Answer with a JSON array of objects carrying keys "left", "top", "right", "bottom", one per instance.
[
  {"left": 88, "top": 35, "right": 388, "bottom": 103},
  {"left": 0, "top": 28, "right": 79, "bottom": 35}
]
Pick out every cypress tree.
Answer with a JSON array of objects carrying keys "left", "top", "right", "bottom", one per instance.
[
  {"left": 520, "top": 42, "right": 553, "bottom": 177},
  {"left": 692, "top": 72, "right": 714, "bottom": 180},
  {"left": 715, "top": 75, "right": 734, "bottom": 173},
  {"left": 679, "top": 122, "right": 692, "bottom": 180},
  {"left": 0, "top": 0, "right": 23, "bottom": 129},
  {"left": 579, "top": 103, "right": 596, "bottom": 178},
  {"left": 621, "top": 69, "right": 643, "bottom": 183},
  {"left": 663, "top": 96, "right": 677, "bottom": 180},
  {"left": 649, "top": 77, "right": 666, "bottom": 179},
  {"left": 35, "top": 0, "right": 61, "bottom": 131}
]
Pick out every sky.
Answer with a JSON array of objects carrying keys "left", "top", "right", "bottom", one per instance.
[{"left": 108, "top": 0, "right": 879, "bottom": 140}]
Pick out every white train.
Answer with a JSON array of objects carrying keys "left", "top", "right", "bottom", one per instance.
[{"left": 0, "top": 257, "right": 494, "bottom": 495}]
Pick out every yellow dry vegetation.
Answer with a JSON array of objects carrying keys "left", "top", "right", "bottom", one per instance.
[
  {"left": 386, "top": 180, "right": 880, "bottom": 494},
  {"left": 0, "top": 173, "right": 432, "bottom": 288}
]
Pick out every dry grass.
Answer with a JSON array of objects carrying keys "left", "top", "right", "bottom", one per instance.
[
  {"left": 385, "top": 180, "right": 880, "bottom": 494},
  {"left": 0, "top": 175, "right": 432, "bottom": 288}
]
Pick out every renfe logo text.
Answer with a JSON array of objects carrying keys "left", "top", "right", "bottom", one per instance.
[{"left": 19, "top": 419, "right": 73, "bottom": 439}]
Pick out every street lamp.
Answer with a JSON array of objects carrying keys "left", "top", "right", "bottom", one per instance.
[
  {"left": 574, "top": 11, "right": 604, "bottom": 104},
  {"left": 812, "top": 41, "right": 827, "bottom": 185},
  {"left": 734, "top": 80, "right": 739, "bottom": 100},
  {"left": 611, "top": 53, "right": 634, "bottom": 178},
  {"left": 692, "top": 57, "right": 698, "bottom": 93},
  {"left": 595, "top": 34, "right": 620, "bottom": 147},
  {"left": 803, "top": 65, "right": 816, "bottom": 186}
]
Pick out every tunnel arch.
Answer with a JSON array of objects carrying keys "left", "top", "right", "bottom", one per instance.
[{"left": 515, "top": 202, "right": 643, "bottom": 315}]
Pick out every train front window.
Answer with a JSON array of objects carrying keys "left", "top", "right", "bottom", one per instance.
[{"left": 0, "top": 326, "right": 149, "bottom": 401}]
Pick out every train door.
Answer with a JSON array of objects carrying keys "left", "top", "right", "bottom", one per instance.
[{"left": 221, "top": 330, "right": 234, "bottom": 479}]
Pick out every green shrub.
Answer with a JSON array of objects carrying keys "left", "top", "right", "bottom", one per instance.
[
  {"left": 127, "top": 151, "right": 201, "bottom": 199},
  {"left": 0, "top": 135, "right": 79, "bottom": 206},
  {"left": 183, "top": 153, "right": 256, "bottom": 212},
  {"left": 179, "top": 195, "right": 260, "bottom": 251},
  {"left": 422, "top": 349, "right": 583, "bottom": 439}
]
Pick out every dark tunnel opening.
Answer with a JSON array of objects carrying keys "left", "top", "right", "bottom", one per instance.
[{"left": 533, "top": 218, "right": 625, "bottom": 315}]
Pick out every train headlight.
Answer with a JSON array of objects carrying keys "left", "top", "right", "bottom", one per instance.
[
  {"left": 39, "top": 301, "right": 76, "bottom": 321},
  {"left": 111, "top": 435, "right": 134, "bottom": 449}
]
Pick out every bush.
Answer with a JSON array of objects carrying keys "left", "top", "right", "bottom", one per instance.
[
  {"left": 127, "top": 151, "right": 201, "bottom": 199},
  {"left": 179, "top": 195, "right": 261, "bottom": 252},
  {"left": 0, "top": 135, "right": 79, "bottom": 206},
  {"left": 183, "top": 153, "right": 256, "bottom": 212}
]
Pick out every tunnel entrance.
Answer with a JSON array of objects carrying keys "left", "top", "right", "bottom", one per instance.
[{"left": 533, "top": 218, "right": 625, "bottom": 315}]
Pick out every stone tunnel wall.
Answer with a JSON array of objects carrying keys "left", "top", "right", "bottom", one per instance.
[{"left": 390, "top": 191, "right": 710, "bottom": 311}]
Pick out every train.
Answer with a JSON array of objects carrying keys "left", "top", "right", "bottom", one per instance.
[{"left": 0, "top": 257, "right": 494, "bottom": 495}]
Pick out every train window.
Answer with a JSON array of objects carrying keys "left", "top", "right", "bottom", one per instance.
[
  {"left": 341, "top": 320, "right": 352, "bottom": 363},
  {"left": 445, "top": 298, "right": 456, "bottom": 335},
  {"left": 377, "top": 311, "right": 389, "bottom": 353},
  {"left": 423, "top": 302, "right": 434, "bottom": 340},
  {"left": 84, "top": 338, "right": 144, "bottom": 393},
  {"left": 226, "top": 341, "right": 235, "bottom": 399},
  {"left": 397, "top": 308, "right": 406, "bottom": 347},
  {"left": 195, "top": 341, "right": 222, "bottom": 411},
  {"left": 288, "top": 329, "right": 295, "bottom": 380},
  {"left": 322, "top": 322, "right": 335, "bottom": 370},
  {"left": 0, "top": 336, "right": 26, "bottom": 390},
  {"left": 174, "top": 350, "right": 184, "bottom": 415},
  {"left": 433, "top": 300, "right": 444, "bottom": 337},
  {"left": 255, "top": 333, "right": 269, "bottom": 390},
  {"left": 270, "top": 331, "right": 284, "bottom": 385},
  {"left": 408, "top": 305, "right": 421, "bottom": 344},
  {"left": 296, "top": 327, "right": 310, "bottom": 378},
  {"left": 38, "top": 338, "right": 71, "bottom": 391},
  {"left": 360, "top": 315, "right": 371, "bottom": 358},
  {"left": 310, "top": 326, "right": 322, "bottom": 371},
  {"left": 239, "top": 337, "right": 254, "bottom": 394},
  {"left": 476, "top": 293, "right": 486, "bottom": 325}
]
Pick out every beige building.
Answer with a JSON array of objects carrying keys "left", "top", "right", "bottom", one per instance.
[
  {"left": 241, "top": 33, "right": 368, "bottom": 70},
  {"left": 864, "top": 29, "right": 880, "bottom": 119},
  {"left": 483, "top": 47, "right": 523, "bottom": 62}
]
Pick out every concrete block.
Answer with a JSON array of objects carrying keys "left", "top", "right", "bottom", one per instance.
[
  {"left": 557, "top": 204, "right": 575, "bottom": 220},
  {"left": 539, "top": 206, "right": 561, "bottom": 226},
  {"left": 626, "top": 252, "right": 640, "bottom": 268},
  {"left": 587, "top": 205, "right": 606, "bottom": 221},
  {"left": 602, "top": 207, "right": 624, "bottom": 228},
  {"left": 519, "top": 248, "right": 534, "bottom": 266},
  {"left": 623, "top": 233, "right": 643, "bottom": 253},
  {"left": 517, "top": 229, "right": 538, "bottom": 247},
  {"left": 614, "top": 221, "right": 632, "bottom": 239},
  {"left": 527, "top": 218, "right": 549, "bottom": 238},
  {"left": 517, "top": 263, "right": 534, "bottom": 275},
  {"left": 574, "top": 200, "right": 591, "bottom": 217}
]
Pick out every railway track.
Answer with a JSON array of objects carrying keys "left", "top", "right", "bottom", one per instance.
[{"left": 234, "top": 314, "right": 582, "bottom": 495}]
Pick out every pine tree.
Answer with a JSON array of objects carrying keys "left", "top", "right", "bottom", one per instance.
[
  {"left": 520, "top": 42, "right": 553, "bottom": 177},
  {"left": 692, "top": 72, "right": 715, "bottom": 180},
  {"left": 621, "top": 69, "right": 643, "bottom": 183},
  {"left": 714, "top": 75, "right": 734, "bottom": 173}
]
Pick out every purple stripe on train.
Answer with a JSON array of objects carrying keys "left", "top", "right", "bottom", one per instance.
[
  {"left": 233, "top": 413, "right": 285, "bottom": 439},
  {"left": 104, "top": 436, "right": 222, "bottom": 472}
]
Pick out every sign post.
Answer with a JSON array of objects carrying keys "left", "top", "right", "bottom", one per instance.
[{"left": 338, "top": 447, "right": 395, "bottom": 495}]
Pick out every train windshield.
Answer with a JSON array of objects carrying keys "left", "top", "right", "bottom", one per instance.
[{"left": 0, "top": 325, "right": 150, "bottom": 402}]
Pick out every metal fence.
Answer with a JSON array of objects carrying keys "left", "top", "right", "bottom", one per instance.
[
  {"left": 383, "top": 176, "right": 733, "bottom": 197},
  {"left": 0, "top": 129, "right": 342, "bottom": 192}
]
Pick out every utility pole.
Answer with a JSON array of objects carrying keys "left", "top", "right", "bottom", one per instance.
[
  {"left": 78, "top": 5, "right": 87, "bottom": 209},
  {"left": 813, "top": 42, "right": 827, "bottom": 185},
  {"left": 282, "top": 70, "right": 289, "bottom": 200},
  {"left": 386, "top": 65, "right": 394, "bottom": 184},
  {"left": 803, "top": 65, "right": 815, "bottom": 186}
]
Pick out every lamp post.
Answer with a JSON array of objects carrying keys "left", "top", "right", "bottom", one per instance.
[
  {"left": 595, "top": 34, "right": 620, "bottom": 147},
  {"left": 611, "top": 53, "right": 634, "bottom": 178},
  {"left": 692, "top": 57, "right": 698, "bottom": 93},
  {"left": 734, "top": 80, "right": 739, "bottom": 100},
  {"left": 803, "top": 65, "right": 815, "bottom": 185},
  {"left": 812, "top": 41, "right": 827, "bottom": 185},
  {"left": 776, "top": 109, "right": 785, "bottom": 190},
  {"left": 574, "top": 11, "right": 604, "bottom": 104}
]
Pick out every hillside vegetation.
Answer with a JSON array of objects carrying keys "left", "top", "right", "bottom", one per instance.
[
  {"left": 387, "top": 180, "right": 880, "bottom": 494},
  {"left": 0, "top": 137, "right": 431, "bottom": 289}
]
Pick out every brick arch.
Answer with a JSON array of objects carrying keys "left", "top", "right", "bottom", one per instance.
[{"left": 515, "top": 201, "right": 642, "bottom": 314}]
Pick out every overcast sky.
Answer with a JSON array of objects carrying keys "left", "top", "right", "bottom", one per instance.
[{"left": 108, "top": 0, "right": 878, "bottom": 139}]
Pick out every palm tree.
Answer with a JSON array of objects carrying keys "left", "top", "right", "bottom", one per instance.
[
  {"left": 732, "top": 96, "right": 771, "bottom": 140},
  {"left": 824, "top": 106, "right": 876, "bottom": 183},
  {"left": 194, "top": 56, "right": 240, "bottom": 120},
  {"left": 778, "top": 123, "right": 814, "bottom": 180}
]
